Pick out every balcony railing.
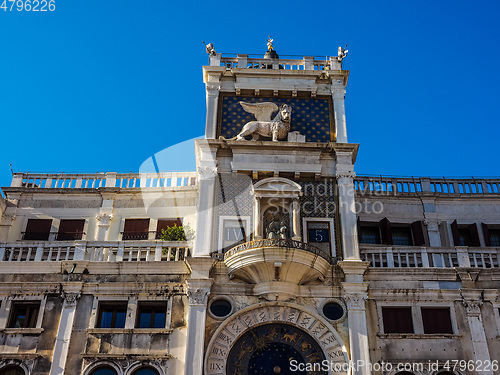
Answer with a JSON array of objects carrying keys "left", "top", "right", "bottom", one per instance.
[
  {"left": 0, "top": 241, "right": 192, "bottom": 263},
  {"left": 355, "top": 176, "right": 500, "bottom": 196},
  {"left": 360, "top": 245, "right": 500, "bottom": 268},
  {"left": 8, "top": 172, "right": 197, "bottom": 190},
  {"left": 224, "top": 238, "right": 334, "bottom": 263}
]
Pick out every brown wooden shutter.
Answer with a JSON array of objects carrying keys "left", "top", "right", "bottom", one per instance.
[
  {"left": 469, "top": 223, "right": 480, "bottom": 247},
  {"left": 382, "top": 307, "right": 414, "bottom": 333},
  {"left": 421, "top": 308, "right": 453, "bottom": 334},
  {"left": 411, "top": 221, "right": 426, "bottom": 246},
  {"left": 380, "top": 218, "right": 393, "bottom": 245},
  {"left": 451, "top": 220, "right": 460, "bottom": 246},
  {"left": 157, "top": 219, "right": 182, "bottom": 232},
  {"left": 25, "top": 219, "right": 52, "bottom": 240},
  {"left": 58, "top": 220, "right": 85, "bottom": 240},
  {"left": 123, "top": 219, "right": 150, "bottom": 240},
  {"left": 482, "top": 223, "right": 491, "bottom": 246}
]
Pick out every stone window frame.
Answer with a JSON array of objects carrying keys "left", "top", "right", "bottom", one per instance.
[
  {"left": 118, "top": 218, "right": 153, "bottom": 241},
  {"left": 20, "top": 216, "right": 89, "bottom": 242},
  {"left": 207, "top": 296, "right": 234, "bottom": 320},
  {"left": 89, "top": 296, "right": 172, "bottom": 331},
  {"left": 302, "top": 217, "right": 336, "bottom": 257},
  {"left": 83, "top": 360, "right": 122, "bottom": 375},
  {"left": 376, "top": 300, "right": 458, "bottom": 336},
  {"left": 217, "top": 216, "right": 251, "bottom": 254},
  {"left": 0, "top": 295, "right": 47, "bottom": 330},
  {"left": 318, "top": 298, "right": 347, "bottom": 323}
]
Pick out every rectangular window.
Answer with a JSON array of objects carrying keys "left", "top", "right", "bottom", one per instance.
[
  {"left": 97, "top": 303, "right": 127, "bottom": 328},
  {"left": 23, "top": 219, "right": 52, "bottom": 240},
  {"left": 451, "top": 221, "right": 480, "bottom": 247},
  {"left": 56, "top": 219, "right": 85, "bottom": 241},
  {"left": 391, "top": 226, "right": 413, "bottom": 246},
  {"left": 222, "top": 219, "right": 247, "bottom": 252},
  {"left": 359, "top": 225, "right": 381, "bottom": 244},
  {"left": 136, "top": 302, "right": 167, "bottom": 328},
  {"left": 8, "top": 302, "right": 40, "bottom": 328},
  {"left": 122, "top": 219, "right": 150, "bottom": 240},
  {"left": 490, "top": 229, "right": 500, "bottom": 246},
  {"left": 156, "top": 218, "right": 182, "bottom": 239},
  {"left": 307, "top": 221, "right": 331, "bottom": 254},
  {"left": 421, "top": 307, "right": 453, "bottom": 334},
  {"left": 382, "top": 307, "right": 414, "bottom": 333}
]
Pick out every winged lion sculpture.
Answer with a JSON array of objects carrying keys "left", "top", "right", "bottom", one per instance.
[{"left": 220, "top": 102, "right": 292, "bottom": 142}]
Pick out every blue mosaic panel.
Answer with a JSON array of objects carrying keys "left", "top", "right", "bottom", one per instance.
[{"left": 219, "top": 96, "right": 334, "bottom": 142}]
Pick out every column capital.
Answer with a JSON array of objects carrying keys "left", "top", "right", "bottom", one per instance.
[
  {"left": 96, "top": 213, "right": 113, "bottom": 225},
  {"left": 342, "top": 282, "right": 369, "bottom": 311},
  {"left": 62, "top": 292, "right": 81, "bottom": 308},
  {"left": 206, "top": 83, "right": 221, "bottom": 96},
  {"left": 197, "top": 166, "right": 218, "bottom": 180},
  {"left": 331, "top": 88, "right": 346, "bottom": 99},
  {"left": 461, "top": 289, "right": 483, "bottom": 316},
  {"left": 186, "top": 279, "right": 213, "bottom": 306},
  {"left": 336, "top": 171, "right": 356, "bottom": 183},
  {"left": 424, "top": 219, "right": 441, "bottom": 231}
]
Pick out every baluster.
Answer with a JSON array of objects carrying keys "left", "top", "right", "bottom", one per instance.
[
  {"left": 17, "top": 248, "right": 23, "bottom": 261},
  {"left": 26, "top": 247, "right": 32, "bottom": 261},
  {"left": 175, "top": 248, "right": 179, "bottom": 261},
  {"left": 167, "top": 247, "right": 172, "bottom": 261}
]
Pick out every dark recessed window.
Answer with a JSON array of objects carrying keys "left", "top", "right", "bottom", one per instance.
[
  {"left": 8, "top": 302, "right": 40, "bottom": 328},
  {"left": 421, "top": 307, "right": 453, "bottom": 334},
  {"left": 97, "top": 303, "right": 127, "bottom": 328},
  {"left": 89, "top": 367, "right": 117, "bottom": 375},
  {"left": 210, "top": 299, "right": 232, "bottom": 318},
  {"left": 488, "top": 229, "right": 500, "bottom": 246},
  {"left": 56, "top": 219, "right": 85, "bottom": 241},
  {"left": 23, "top": 219, "right": 52, "bottom": 240},
  {"left": 131, "top": 368, "right": 160, "bottom": 375},
  {"left": 307, "top": 221, "right": 331, "bottom": 254},
  {"left": 382, "top": 307, "right": 414, "bottom": 333},
  {"left": 359, "top": 225, "right": 381, "bottom": 244},
  {"left": 323, "top": 302, "right": 344, "bottom": 321},
  {"left": 0, "top": 366, "right": 25, "bottom": 375},
  {"left": 122, "top": 219, "right": 150, "bottom": 240},
  {"left": 451, "top": 221, "right": 480, "bottom": 247},
  {"left": 391, "top": 227, "right": 413, "bottom": 246},
  {"left": 136, "top": 303, "right": 166, "bottom": 328}
]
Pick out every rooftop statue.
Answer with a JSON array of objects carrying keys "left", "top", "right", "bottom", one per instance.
[{"left": 220, "top": 102, "right": 292, "bottom": 142}]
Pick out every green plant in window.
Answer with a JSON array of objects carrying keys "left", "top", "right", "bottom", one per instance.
[{"left": 159, "top": 224, "right": 195, "bottom": 241}]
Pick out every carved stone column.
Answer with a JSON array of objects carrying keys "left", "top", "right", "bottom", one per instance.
[
  {"left": 254, "top": 196, "right": 262, "bottom": 240},
  {"left": 332, "top": 88, "right": 347, "bottom": 143},
  {"left": 184, "top": 279, "right": 213, "bottom": 375},
  {"left": 291, "top": 198, "right": 301, "bottom": 241},
  {"left": 49, "top": 291, "right": 81, "bottom": 375},
  {"left": 336, "top": 165, "right": 359, "bottom": 259},
  {"left": 343, "top": 283, "right": 371, "bottom": 375},
  {"left": 96, "top": 213, "right": 113, "bottom": 242},
  {"left": 424, "top": 219, "right": 441, "bottom": 247},
  {"left": 461, "top": 290, "right": 493, "bottom": 374},
  {"left": 205, "top": 82, "right": 221, "bottom": 139}
]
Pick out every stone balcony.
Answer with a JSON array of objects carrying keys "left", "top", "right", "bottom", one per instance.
[{"left": 223, "top": 239, "right": 333, "bottom": 293}]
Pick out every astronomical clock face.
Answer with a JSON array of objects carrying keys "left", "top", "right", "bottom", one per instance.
[{"left": 226, "top": 323, "right": 327, "bottom": 375}]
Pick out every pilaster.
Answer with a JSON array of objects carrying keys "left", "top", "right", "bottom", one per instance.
[
  {"left": 336, "top": 162, "right": 359, "bottom": 259},
  {"left": 332, "top": 88, "right": 347, "bottom": 143},
  {"left": 184, "top": 279, "right": 213, "bottom": 375}
]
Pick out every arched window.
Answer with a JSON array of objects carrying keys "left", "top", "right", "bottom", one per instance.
[
  {"left": 89, "top": 367, "right": 117, "bottom": 375},
  {"left": 131, "top": 367, "right": 160, "bottom": 375},
  {"left": 0, "top": 366, "right": 25, "bottom": 375}
]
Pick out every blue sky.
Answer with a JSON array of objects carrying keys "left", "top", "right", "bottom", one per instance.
[{"left": 0, "top": 0, "right": 499, "bottom": 191}]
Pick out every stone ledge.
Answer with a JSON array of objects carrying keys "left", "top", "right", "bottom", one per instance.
[
  {"left": 81, "top": 353, "right": 172, "bottom": 360},
  {"left": 87, "top": 328, "right": 173, "bottom": 334},
  {"left": 0, "top": 328, "right": 44, "bottom": 335},
  {"left": 377, "top": 333, "right": 461, "bottom": 339}
]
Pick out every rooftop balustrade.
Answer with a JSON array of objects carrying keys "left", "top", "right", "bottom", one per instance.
[
  {"left": 209, "top": 53, "right": 342, "bottom": 71},
  {"left": 360, "top": 244, "right": 500, "bottom": 269},
  {"left": 0, "top": 241, "right": 191, "bottom": 263},
  {"left": 354, "top": 176, "right": 500, "bottom": 196},
  {"left": 8, "top": 172, "right": 197, "bottom": 190}
]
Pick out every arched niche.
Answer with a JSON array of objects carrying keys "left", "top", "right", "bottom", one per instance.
[{"left": 253, "top": 178, "right": 302, "bottom": 241}]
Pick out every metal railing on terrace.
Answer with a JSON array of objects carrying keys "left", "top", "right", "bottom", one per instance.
[
  {"left": 355, "top": 176, "right": 500, "bottom": 196},
  {"left": 0, "top": 241, "right": 192, "bottom": 263},
  {"left": 361, "top": 245, "right": 500, "bottom": 269},
  {"left": 209, "top": 53, "right": 342, "bottom": 71},
  {"left": 8, "top": 172, "right": 197, "bottom": 190}
]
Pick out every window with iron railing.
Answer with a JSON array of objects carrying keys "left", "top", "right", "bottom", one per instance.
[
  {"left": 122, "top": 219, "right": 150, "bottom": 240},
  {"left": 22, "top": 219, "right": 52, "bottom": 240},
  {"left": 56, "top": 219, "right": 85, "bottom": 240}
]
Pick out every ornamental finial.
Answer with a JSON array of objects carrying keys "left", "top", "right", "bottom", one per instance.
[{"left": 267, "top": 36, "right": 274, "bottom": 51}]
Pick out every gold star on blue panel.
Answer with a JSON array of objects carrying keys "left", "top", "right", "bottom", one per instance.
[{"left": 219, "top": 96, "right": 333, "bottom": 142}]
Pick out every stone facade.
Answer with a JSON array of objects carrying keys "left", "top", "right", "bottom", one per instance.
[{"left": 0, "top": 50, "right": 498, "bottom": 375}]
